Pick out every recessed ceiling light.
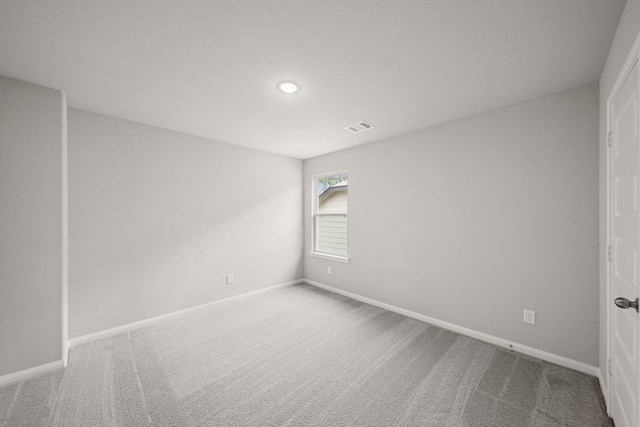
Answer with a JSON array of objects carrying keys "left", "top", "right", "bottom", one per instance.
[{"left": 277, "top": 81, "right": 300, "bottom": 94}]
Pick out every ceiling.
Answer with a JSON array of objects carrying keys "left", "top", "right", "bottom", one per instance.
[{"left": 0, "top": 1, "right": 626, "bottom": 159}]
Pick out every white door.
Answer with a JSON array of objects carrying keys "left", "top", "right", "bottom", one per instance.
[{"left": 610, "top": 58, "right": 640, "bottom": 427}]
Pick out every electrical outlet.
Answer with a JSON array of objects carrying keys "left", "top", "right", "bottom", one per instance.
[
  {"left": 523, "top": 309, "right": 536, "bottom": 325},
  {"left": 327, "top": 266, "right": 332, "bottom": 274},
  {"left": 226, "top": 274, "right": 234, "bottom": 285}
]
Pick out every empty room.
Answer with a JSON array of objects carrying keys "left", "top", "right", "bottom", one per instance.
[{"left": 1, "top": 1, "right": 640, "bottom": 426}]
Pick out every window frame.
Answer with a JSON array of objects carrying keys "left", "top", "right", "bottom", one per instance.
[{"left": 310, "top": 169, "right": 350, "bottom": 263}]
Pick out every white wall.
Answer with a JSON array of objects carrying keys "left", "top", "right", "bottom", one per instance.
[
  {"left": 0, "top": 76, "right": 65, "bottom": 376},
  {"left": 304, "top": 83, "right": 599, "bottom": 366},
  {"left": 599, "top": 0, "right": 640, "bottom": 395},
  {"left": 68, "top": 109, "right": 303, "bottom": 338}
]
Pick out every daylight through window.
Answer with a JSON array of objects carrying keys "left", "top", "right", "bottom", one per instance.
[{"left": 312, "top": 171, "right": 348, "bottom": 260}]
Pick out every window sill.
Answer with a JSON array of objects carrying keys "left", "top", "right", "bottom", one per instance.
[{"left": 309, "top": 252, "right": 350, "bottom": 263}]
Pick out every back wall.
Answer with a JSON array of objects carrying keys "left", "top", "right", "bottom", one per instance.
[
  {"left": 69, "top": 109, "right": 303, "bottom": 338},
  {"left": 304, "top": 83, "right": 599, "bottom": 366}
]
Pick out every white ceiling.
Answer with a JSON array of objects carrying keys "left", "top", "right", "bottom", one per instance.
[{"left": 0, "top": 1, "right": 626, "bottom": 159}]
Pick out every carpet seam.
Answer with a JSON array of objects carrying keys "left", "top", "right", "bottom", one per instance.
[
  {"left": 278, "top": 313, "right": 416, "bottom": 426},
  {"left": 191, "top": 301, "right": 377, "bottom": 405},
  {"left": 396, "top": 336, "right": 470, "bottom": 426},
  {"left": 201, "top": 304, "right": 386, "bottom": 424},
  {"left": 127, "top": 331, "right": 154, "bottom": 426},
  {"left": 4, "top": 380, "right": 23, "bottom": 425},
  {"left": 308, "top": 320, "right": 431, "bottom": 426}
]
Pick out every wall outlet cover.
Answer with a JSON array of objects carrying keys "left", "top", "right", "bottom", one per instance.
[{"left": 523, "top": 309, "right": 536, "bottom": 325}]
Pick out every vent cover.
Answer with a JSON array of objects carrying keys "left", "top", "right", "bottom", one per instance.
[{"left": 345, "top": 121, "right": 375, "bottom": 133}]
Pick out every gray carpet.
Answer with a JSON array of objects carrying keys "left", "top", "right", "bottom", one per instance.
[{"left": 0, "top": 283, "right": 612, "bottom": 426}]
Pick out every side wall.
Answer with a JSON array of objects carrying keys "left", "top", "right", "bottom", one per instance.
[
  {"left": 68, "top": 109, "right": 303, "bottom": 338},
  {"left": 304, "top": 83, "right": 599, "bottom": 366},
  {"left": 0, "top": 76, "right": 64, "bottom": 376},
  {"left": 599, "top": 0, "right": 640, "bottom": 397}
]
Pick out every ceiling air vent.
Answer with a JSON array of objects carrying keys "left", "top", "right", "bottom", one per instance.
[{"left": 345, "top": 121, "right": 375, "bottom": 133}]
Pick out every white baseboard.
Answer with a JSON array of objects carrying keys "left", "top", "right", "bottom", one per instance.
[
  {"left": 304, "top": 279, "right": 598, "bottom": 377},
  {"left": 0, "top": 360, "right": 64, "bottom": 388},
  {"left": 69, "top": 279, "right": 304, "bottom": 348}
]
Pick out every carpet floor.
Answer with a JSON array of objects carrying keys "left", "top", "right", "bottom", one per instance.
[{"left": 0, "top": 283, "right": 612, "bottom": 426}]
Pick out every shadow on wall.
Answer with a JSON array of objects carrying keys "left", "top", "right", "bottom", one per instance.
[{"left": 68, "top": 108, "right": 303, "bottom": 339}]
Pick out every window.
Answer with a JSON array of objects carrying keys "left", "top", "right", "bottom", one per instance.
[{"left": 311, "top": 171, "right": 349, "bottom": 262}]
